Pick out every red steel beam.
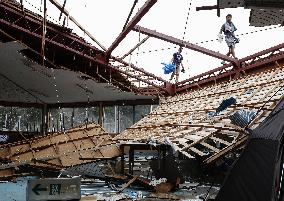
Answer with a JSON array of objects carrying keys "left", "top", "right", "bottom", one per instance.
[
  {"left": 132, "top": 25, "right": 239, "bottom": 66},
  {"left": 178, "top": 42, "right": 284, "bottom": 88},
  {"left": 240, "top": 43, "right": 284, "bottom": 62},
  {"left": 105, "top": 0, "right": 157, "bottom": 59},
  {"left": 0, "top": 2, "right": 101, "bottom": 53},
  {"left": 177, "top": 63, "right": 233, "bottom": 85},
  {"left": 176, "top": 46, "right": 284, "bottom": 92}
]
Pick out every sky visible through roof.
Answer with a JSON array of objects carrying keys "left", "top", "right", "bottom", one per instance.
[{"left": 18, "top": 0, "right": 284, "bottom": 82}]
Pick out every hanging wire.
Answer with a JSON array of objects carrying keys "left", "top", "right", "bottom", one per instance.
[
  {"left": 41, "top": 0, "right": 63, "bottom": 133},
  {"left": 135, "top": 27, "right": 141, "bottom": 66},
  {"left": 182, "top": 0, "right": 193, "bottom": 41},
  {"left": 23, "top": 0, "right": 61, "bottom": 24},
  {"left": 130, "top": 3, "right": 141, "bottom": 67},
  {"left": 49, "top": 67, "right": 63, "bottom": 132},
  {"left": 181, "top": 0, "right": 193, "bottom": 73}
]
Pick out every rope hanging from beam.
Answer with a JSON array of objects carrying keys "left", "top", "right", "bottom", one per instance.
[
  {"left": 181, "top": 0, "right": 193, "bottom": 73},
  {"left": 182, "top": 0, "right": 193, "bottom": 41}
]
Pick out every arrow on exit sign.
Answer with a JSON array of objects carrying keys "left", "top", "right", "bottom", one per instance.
[{"left": 32, "top": 184, "right": 47, "bottom": 195}]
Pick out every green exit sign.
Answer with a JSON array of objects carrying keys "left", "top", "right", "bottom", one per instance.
[{"left": 27, "top": 177, "right": 81, "bottom": 201}]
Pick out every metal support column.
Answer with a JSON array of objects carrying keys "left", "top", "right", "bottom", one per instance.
[
  {"left": 98, "top": 102, "right": 103, "bottom": 126},
  {"left": 129, "top": 146, "right": 134, "bottom": 175},
  {"left": 121, "top": 145, "right": 125, "bottom": 174}
]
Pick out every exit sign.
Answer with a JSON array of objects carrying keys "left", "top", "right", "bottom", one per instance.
[{"left": 27, "top": 177, "right": 81, "bottom": 201}]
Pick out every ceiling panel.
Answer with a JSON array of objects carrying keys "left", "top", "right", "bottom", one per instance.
[
  {"left": 249, "top": 9, "right": 284, "bottom": 27},
  {"left": 0, "top": 41, "right": 153, "bottom": 104},
  {"left": 219, "top": 0, "right": 245, "bottom": 8},
  {"left": 245, "top": 0, "right": 284, "bottom": 8}
]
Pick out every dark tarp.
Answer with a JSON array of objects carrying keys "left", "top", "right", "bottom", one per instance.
[{"left": 216, "top": 97, "right": 284, "bottom": 201}]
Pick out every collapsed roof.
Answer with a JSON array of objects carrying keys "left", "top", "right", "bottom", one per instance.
[
  {"left": 115, "top": 63, "right": 284, "bottom": 164},
  {"left": 0, "top": 41, "right": 154, "bottom": 104}
]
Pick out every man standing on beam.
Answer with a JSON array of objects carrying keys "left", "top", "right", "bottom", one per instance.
[
  {"left": 170, "top": 46, "right": 185, "bottom": 83},
  {"left": 220, "top": 14, "right": 239, "bottom": 65}
]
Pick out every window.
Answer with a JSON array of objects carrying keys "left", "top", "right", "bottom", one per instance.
[
  {"left": 119, "top": 106, "right": 134, "bottom": 132},
  {"left": 103, "top": 106, "right": 116, "bottom": 133},
  {"left": 0, "top": 106, "right": 42, "bottom": 132},
  {"left": 48, "top": 108, "right": 61, "bottom": 132},
  {"left": 88, "top": 107, "right": 99, "bottom": 124},
  {"left": 73, "top": 107, "right": 88, "bottom": 127},
  {"left": 134, "top": 105, "right": 151, "bottom": 123}
]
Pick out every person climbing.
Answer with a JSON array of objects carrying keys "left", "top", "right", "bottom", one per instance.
[
  {"left": 170, "top": 46, "right": 185, "bottom": 82},
  {"left": 220, "top": 14, "right": 239, "bottom": 65}
]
